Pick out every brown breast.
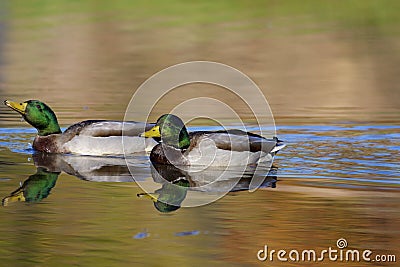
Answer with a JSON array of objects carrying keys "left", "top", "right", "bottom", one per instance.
[
  {"left": 150, "top": 144, "right": 189, "bottom": 166},
  {"left": 33, "top": 135, "right": 65, "bottom": 153}
]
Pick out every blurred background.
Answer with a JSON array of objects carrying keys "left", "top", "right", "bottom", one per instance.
[
  {"left": 1, "top": 0, "right": 399, "bottom": 125},
  {"left": 0, "top": 2, "right": 399, "bottom": 267}
]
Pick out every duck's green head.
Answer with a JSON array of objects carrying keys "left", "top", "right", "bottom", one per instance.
[
  {"left": 5, "top": 100, "right": 62, "bottom": 136},
  {"left": 141, "top": 114, "right": 190, "bottom": 149},
  {"left": 137, "top": 179, "right": 190, "bottom": 213},
  {"left": 2, "top": 167, "right": 60, "bottom": 206}
]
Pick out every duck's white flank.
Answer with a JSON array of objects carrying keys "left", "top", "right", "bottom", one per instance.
[
  {"left": 63, "top": 136, "right": 157, "bottom": 156},
  {"left": 186, "top": 138, "right": 272, "bottom": 167}
]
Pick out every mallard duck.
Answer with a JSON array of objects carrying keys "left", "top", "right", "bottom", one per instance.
[
  {"left": 141, "top": 114, "right": 285, "bottom": 167},
  {"left": 4, "top": 100, "right": 157, "bottom": 155}
]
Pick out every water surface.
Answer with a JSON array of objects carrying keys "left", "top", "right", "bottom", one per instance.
[
  {"left": 1, "top": 1, "right": 399, "bottom": 266},
  {"left": 0, "top": 124, "right": 398, "bottom": 266}
]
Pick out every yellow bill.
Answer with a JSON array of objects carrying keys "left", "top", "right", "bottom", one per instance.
[
  {"left": 140, "top": 125, "right": 161, "bottom": 138},
  {"left": 2, "top": 190, "right": 26, "bottom": 206},
  {"left": 4, "top": 100, "right": 27, "bottom": 115},
  {"left": 137, "top": 192, "right": 158, "bottom": 202}
]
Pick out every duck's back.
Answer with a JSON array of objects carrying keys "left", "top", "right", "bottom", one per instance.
[
  {"left": 184, "top": 130, "right": 279, "bottom": 166},
  {"left": 61, "top": 120, "right": 157, "bottom": 155},
  {"left": 63, "top": 120, "right": 154, "bottom": 137},
  {"left": 189, "top": 130, "right": 278, "bottom": 153}
]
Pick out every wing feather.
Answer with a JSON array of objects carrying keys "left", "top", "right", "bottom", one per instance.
[
  {"left": 189, "top": 130, "right": 278, "bottom": 153},
  {"left": 63, "top": 120, "right": 155, "bottom": 137}
]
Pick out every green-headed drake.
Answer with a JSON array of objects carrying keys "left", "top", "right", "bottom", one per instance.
[
  {"left": 141, "top": 114, "right": 285, "bottom": 167},
  {"left": 4, "top": 100, "right": 157, "bottom": 155}
]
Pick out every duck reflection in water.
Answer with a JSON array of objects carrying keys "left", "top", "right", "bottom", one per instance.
[
  {"left": 3, "top": 152, "right": 278, "bottom": 210},
  {"left": 2, "top": 167, "right": 60, "bottom": 206},
  {"left": 138, "top": 177, "right": 190, "bottom": 213},
  {"left": 138, "top": 163, "right": 278, "bottom": 213},
  {"left": 2, "top": 152, "right": 151, "bottom": 206}
]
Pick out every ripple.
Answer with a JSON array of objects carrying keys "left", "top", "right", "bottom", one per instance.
[{"left": 0, "top": 125, "right": 399, "bottom": 190}]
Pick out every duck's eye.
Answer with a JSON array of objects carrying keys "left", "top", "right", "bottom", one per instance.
[{"left": 36, "top": 105, "right": 42, "bottom": 110}]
